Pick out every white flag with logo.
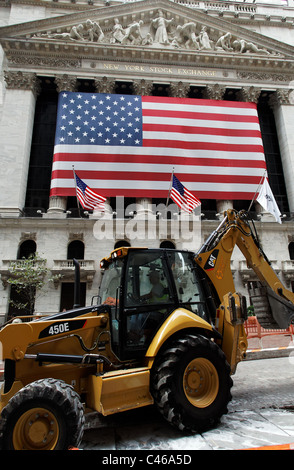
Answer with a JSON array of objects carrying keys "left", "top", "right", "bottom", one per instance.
[{"left": 256, "top": 178, "right": 281, "bottom": 224}]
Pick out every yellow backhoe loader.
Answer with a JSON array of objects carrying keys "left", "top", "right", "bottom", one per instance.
[{"left": 0, "top": 209, "right": 293, "bottom": 450}]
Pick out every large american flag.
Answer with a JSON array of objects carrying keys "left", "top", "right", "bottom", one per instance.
[{"left": 50, "top": 92, "right": 267, "bottom": 200}]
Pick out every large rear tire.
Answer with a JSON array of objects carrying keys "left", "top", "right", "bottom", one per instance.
[
  {"left": 151, "top": 334, "right": 233, "bottom": 433},
  {"left": 0, "top": 378, "right": 84, "bottom": 450}
]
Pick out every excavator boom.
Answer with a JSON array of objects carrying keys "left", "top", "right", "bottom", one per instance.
[{"left": 195, "top": 209, "right": 294, "bottom": 330}]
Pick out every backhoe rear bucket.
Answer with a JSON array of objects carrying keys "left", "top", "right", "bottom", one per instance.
[{"left": 248, "top": 282, "right": 294, "bottom": 329}]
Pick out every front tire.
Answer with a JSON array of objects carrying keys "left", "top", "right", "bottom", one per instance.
[
  {"left": 0, "top": 378, "right": 85, "bottom": 450},
  {"left": 151, "top": 334, "right": 233, "bottom": 433}
]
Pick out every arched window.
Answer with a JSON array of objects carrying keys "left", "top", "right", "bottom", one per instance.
[
  {"left": 160, "top": 240, "right": 175, "bottom": 249},
  {"left": 60, "top": 240, "right": 86, "bottom": 311},
  {"left": 114, "top": 240, "right": 131, "bottom": 249},
  {"left": 67, "top": 240, "right": 84, "bottom": 260},
  {"left": 17, "top": 240, "right": 36, "bottom": 259},
  {"left": 289, "top": 242, "right": 294, "bottom": 260}
]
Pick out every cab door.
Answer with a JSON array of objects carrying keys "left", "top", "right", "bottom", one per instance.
[
  {"left": 121, "top": 250, "right": 175, "bottom": 360},
  {"left": 99, "top": 257, "right": 124, "bottom": 357}
]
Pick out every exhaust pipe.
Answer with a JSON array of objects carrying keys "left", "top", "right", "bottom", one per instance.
[{"left": 73, "top": 258, "right": 80, "bottom": 308}]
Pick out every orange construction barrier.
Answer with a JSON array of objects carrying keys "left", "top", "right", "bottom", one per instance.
[
  {"left": 245, "top": 442, "right": 294, "bottom": 450},
  {"left": 244, "top": 316, "right": 294, "bottom": 341}
]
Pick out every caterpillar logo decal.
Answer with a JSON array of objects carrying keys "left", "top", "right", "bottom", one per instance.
[{"left": 204, "top": 249, "right": 219, "bottom": 271}]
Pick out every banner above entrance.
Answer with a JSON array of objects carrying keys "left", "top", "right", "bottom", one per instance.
[{"left": 50, "top": 91, "right": 267, "bottom": 200}]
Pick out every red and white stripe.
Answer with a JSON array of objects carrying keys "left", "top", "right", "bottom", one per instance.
[
  {"left": 76, "top": 186, "right": 106, "bottom": 211},
  {"left": 170, "top": 188, "right": 201, "bottom": 213},
  {"left": 51, "top": 96, "right": 266, "bottom": 200}
]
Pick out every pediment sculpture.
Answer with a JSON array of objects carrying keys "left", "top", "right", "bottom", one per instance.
[{"left": 33, "top": 11, "right": 276, "bottom": 56}]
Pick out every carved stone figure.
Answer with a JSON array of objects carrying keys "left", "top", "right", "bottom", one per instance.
[
  {"left": 121, "top": 20, "right": 144, "bottom": 45},
  {"left": 151, "top": 10, "right": 173, "bottom": 44},
  {"left": 142, "top": 33, "right": 153, "bottom": 46},
  {"left": 232, "top": 39, "right": 271, "bottom": 55},
  {"left": 111, "top": 18, "right": 125, "bottom": 44},
  {"left": 84, "top": 20, "right": 104, "bottom": 42},
  {"left": 176, "top": 22, "right": 200, "bottom": 49},
  {"left": 215, "top": 32, "right": 233, "bottom": 52},
  {"left": 198, "top": 26, "right": 212, "bottom": 50},
  {"left": 109, "top": 18, "right": 143, "bottom": 45},
  {"left": 38, "top": 24, "right": 84, "bottom": 41},
  {"left": 37, "top": 20, "right": 104, "bottom": 43},
  {"left": 31, "top": 12, "right": 278, "bottom": 58},
  {"left": 69, "top": 25, "right": 85, "bottom": 41}
]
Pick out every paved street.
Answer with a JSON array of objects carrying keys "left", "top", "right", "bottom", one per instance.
[{"left": 81, "top": 354, "right": 294, "bottom": 451}]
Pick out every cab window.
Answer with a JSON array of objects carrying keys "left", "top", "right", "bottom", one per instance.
[
  {"left": 123, "top": 251, "right": 173, "bottom": 354},
  {"left": 99, "top": 259, "right": 123, "bottom": 348},
  {"left": 168, "top": 251, "right": 209, "bottom": 321},
  {"left": 99, "top": 259, "right": 123, "bottom": 305},
  {"left": 124, "top": 251, "right": 173, "bottom": 307}
]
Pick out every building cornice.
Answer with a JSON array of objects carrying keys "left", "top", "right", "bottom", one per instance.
[
  {"left": 1, "top": 0, "right": 294, "bottom": 87},
  {"left": 2, "top": 0, "right": 294, "bottom": 25},
  {"left": 3, "top": 37, "right": 294, "bottom": 72},
  {"left": 1, "top": 0, "right": 294, "bottom": 49},
  {"left": 0, "top": 0, "right": 115, "bottom": 12}
]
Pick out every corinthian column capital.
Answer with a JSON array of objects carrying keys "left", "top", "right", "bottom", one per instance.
[
  {"left": 55, "top": 74, "right": 78, "bottom": 93},
  {"left": 4, "top": 71, "right": 41, "bottom": 96}
]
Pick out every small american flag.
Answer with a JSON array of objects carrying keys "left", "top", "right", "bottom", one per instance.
[
  {"left": 171, "top": 174, "right": 201, "bottom": 213},
  {"left": 74, "top": 171, "right": 106, "bottom": 211}
]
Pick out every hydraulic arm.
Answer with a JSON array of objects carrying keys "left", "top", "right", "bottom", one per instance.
[{"left": 195, "top": 209, "right": 294, "bottom": 330}]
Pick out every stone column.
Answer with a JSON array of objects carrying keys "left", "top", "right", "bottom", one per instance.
[
  {"left": 0, "top": 71, "right": 40, "bottom": 217},
  {"left": 90, "top": 198, "right": 112, "bottom": 219},
  {"left": 92, "top": 77, "right": 117, "bottom": 218},
  {"left": 46, "top": 196, "right": 67, "bottom": 216},
  {"left": 133, "top": 79, "right": 153, "bottom": 97},
  {"left": 135, "top": 198, "right": 154, "bottom": 219},
  {"left": 133, "top": 79, "right": 154, "bottom": 219},
  {"left": 236, "top": 86, "right": 261, "bottom": 105},
  {"left": 169, "top": 81, "right": 190, "bottom": 98},
  {"left": 205, "top": 84, "right": 232, "bottom": 215},
  {"left": 55, "top": 74, "right": 78, "bottom": 94},
  {"left": 204, "top": 83, "right": 226, "bottom": 101},
  {"left": 237, "top": 86, "right": 263, "bottom": 215},
  {"left": 46, "top": 74, "right": 78, "bottom": 217},
  {"left": 216, "top": 200, "right": 232, "bottom": 218},
  {"left": 270, "top": 89, "right": 294, "bottom": 212},
  {"left": 94, "top": 76, "right": 116, "bottom": 94},
  {"left": 218, "top": 84, "right": 261, "bottom": 217}
]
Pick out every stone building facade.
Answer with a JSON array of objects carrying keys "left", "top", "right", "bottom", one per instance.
[{"left": 1, "top": 0, "right": 294, "bottom": 322}]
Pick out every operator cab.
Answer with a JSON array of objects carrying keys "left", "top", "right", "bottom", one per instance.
[{"left": 99, "top": 248, "right": 213, "bottom": 360}]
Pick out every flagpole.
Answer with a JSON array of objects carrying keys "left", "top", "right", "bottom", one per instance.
[
  {"left": 248, "top": 170, "right": 267, "bottom": 213},
  {"left": 166, "top": 167, "right": 175, "bottom": 208},
  {"left": 72, "top": 165, "right": 82, "bottom": 218}
]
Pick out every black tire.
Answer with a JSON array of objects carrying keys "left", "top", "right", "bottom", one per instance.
[
  {"left": 0, "top": 378, "right": 85, "bottom": 450},
  {"left": 151, "top": 334, "right": 233, "bottom": 434}
]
